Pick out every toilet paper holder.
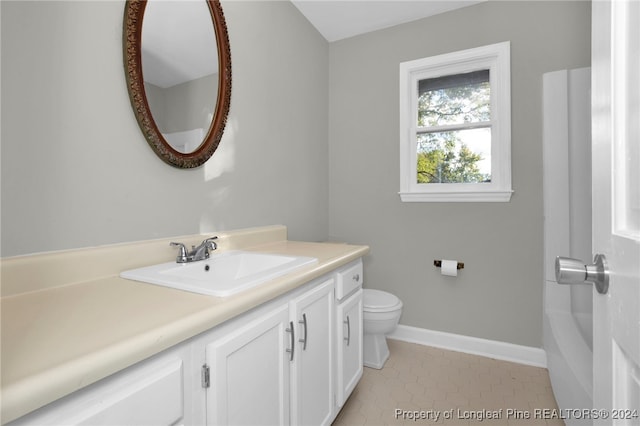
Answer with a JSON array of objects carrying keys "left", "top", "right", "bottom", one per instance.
[{"left": 433, "top": 260, "right": 464, "bottom": 270}]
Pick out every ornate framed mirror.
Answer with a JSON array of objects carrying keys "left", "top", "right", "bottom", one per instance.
[{"left": 123, "top": 0, "right": 231, "bottom": 169}]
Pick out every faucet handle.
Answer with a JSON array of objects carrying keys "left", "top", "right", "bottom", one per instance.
[
  {"left": 170, "top": 242, "right": 189, "bottom": 263},
  {"left": 202, "top": 236, "right": 218, "bottom": 251}
]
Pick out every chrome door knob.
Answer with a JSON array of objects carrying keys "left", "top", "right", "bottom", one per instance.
[{"left": 555, "top": 254, "right": 609, "bottom": 294}]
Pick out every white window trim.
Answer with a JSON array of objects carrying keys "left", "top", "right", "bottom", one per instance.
[{"left": 399, "top": 41, "right": 513, "bottom": 202}]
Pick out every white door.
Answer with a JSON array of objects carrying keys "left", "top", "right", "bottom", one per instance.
[
  {"left": 289, "top": 279, "right": 334, "bottom": 426},
  {"left": 592, "top": 0, "right": 640, "bottom": 422}
]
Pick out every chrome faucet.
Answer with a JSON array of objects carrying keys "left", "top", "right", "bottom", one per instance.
[{"left": 170, "top": 236, "right": 218, "bottom": 263}]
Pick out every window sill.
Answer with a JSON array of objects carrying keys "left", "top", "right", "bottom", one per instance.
[{"left": 399, "top": 190, "right": 513, "bottom": 203}]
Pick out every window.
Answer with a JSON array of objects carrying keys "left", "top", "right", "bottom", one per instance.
[{"left": 399, "top": 42, "right": 512, "bottom": 202}]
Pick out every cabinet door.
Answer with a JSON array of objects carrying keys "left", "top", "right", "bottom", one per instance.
[
  {"left": 9, "top": 352, "right": 186, "bottom": 426},
  {"left": 206, "top": 304, "right": 290, "bottom": 426},
  {"left": 289, "top": 279, "right": 334, "bottom": 426},
  {"left": 336, "top": 288, "right": 363, "bottom": 408}
]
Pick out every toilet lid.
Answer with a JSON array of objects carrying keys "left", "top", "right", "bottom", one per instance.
[{"left": 363, "top": 289, "right": 401, "bottom": 310}]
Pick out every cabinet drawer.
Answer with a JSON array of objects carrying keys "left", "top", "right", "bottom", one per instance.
[{"left": 335, "top": 260, "right": 363, "bottom": 300}]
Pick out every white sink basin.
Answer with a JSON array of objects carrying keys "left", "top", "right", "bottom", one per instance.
[{"left": 120, "top": 250, "right": 318, "bottom": 297}]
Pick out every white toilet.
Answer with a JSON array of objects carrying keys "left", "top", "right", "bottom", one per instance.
[{"left": 363, "top": 289, "right": 403, "bottom": 369}]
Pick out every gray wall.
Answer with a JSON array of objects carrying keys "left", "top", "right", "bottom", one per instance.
[
  {"left": 328, "top": 1, "right": 591, "bottom": 347},
  {"left": 1, "top": 0, "right": 592, "bottom": 349},
  {"left": 1, "top": 0, "right": 329, "bottom": 257}
]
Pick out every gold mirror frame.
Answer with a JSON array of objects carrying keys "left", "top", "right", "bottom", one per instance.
[{"left": 123, "top": 0, "right": 232, "bottom": 169}]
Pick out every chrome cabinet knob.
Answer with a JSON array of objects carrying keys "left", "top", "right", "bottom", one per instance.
[{"left": 555, "top": 254, "right": 609, "bottom": 294}]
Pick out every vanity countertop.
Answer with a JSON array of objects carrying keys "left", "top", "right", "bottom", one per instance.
[{"left": 1, "top": 229, "right": 368, "bottom": 423}]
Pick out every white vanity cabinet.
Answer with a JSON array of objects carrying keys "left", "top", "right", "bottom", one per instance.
[
  {"left": 7, "top": 258, "right": 365, "bottom": 426},
  {"left": 205, "top": 278, "right": 335, "bottom": 426},
  {"left": 334, "top": 260, "right": 364, "bottom": 408}
]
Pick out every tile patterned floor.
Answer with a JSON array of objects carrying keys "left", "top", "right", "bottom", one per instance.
[{"left": 333, "top": 339, "right": 564, "bottom": 425}]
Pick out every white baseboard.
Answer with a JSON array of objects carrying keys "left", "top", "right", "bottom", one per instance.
[{"left": 388, "top": 325, "right": 547, "bottom": 368}]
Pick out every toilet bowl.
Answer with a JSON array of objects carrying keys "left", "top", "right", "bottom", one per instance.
[{"left": 363, "top": 289, "right": 403, "bottom": 369}]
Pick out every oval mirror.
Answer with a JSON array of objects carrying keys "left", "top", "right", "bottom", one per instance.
[{"left": 124, "top": 0, "right": 231, "bottom": 168}]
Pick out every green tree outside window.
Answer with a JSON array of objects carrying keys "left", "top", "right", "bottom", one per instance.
[{"left": 416, "top": 72, "right": 491, "bottom": 184}]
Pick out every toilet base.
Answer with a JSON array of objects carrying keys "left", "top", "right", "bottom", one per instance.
[{"left": 363, "top": 333, "right": 390, "bottom": 369}]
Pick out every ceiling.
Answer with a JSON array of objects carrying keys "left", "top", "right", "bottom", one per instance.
[{"left": 290, "top": 0, "right": 485, "bottom": 42}]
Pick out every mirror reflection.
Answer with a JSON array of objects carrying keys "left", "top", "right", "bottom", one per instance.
[{"left": 141, "top": 0, "right": 219, "bottom": 154}]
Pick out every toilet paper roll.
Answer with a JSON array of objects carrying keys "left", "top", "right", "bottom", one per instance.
[{"left": 441, "top": 260, "right": 458, "bottom": 277}]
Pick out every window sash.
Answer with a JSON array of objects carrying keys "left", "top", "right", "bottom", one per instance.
[{"left": 415, "top": 121, "right": 493, "bottom": 135}]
